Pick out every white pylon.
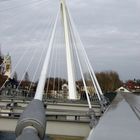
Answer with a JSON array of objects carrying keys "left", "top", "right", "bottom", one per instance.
[{"left": 60, "top": 0, "right": 77, "bottom": 100}]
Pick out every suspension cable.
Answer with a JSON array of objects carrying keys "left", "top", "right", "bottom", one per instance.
[
  {"left": 0, "top": 0, "right": 48, "bottom": 13},
  {"left": 28, "top": 16, "right": 55, "bottom": 94},
  {"left": 67, "top": 12, "right": 92, "bottom": 108},
  {"left": 57, "top": 27, "right": 63, "bottom": 94},
  {"left": 34, "top": 9, "right": 60, "bottom": 101},
  {"left": 52, "top": 19, "right": 60, "bottom": 98},
  {"left": 16, "top": 12, "right": 54, "bottom": 90},
  {"left": 67, "top": 7, "right": 103, "bottom": 101},
  {"left": 45, "top": 15, "right": 59, "bottom": 97},
  {"left": 0, "top": 1, "right": 49, "bottom": 48},
  {"left": 45, "top": 36, "right": 56, "bottom": 96},
  {"left": 0, "top": 2, "right": 49, "bottom": 90}
]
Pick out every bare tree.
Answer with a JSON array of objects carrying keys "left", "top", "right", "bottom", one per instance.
[{"left": 96, "top": 71, "right": 122, "bottom": 93}]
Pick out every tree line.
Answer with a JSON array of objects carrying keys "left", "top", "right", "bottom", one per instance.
[
  {"left": 0, "top": 70, "right": 122, "bottom": 93},
  {"left": 96, "top": 71, "right": 122, "bottom": 93}
]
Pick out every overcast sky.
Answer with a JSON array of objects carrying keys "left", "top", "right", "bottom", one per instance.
[{"left": 0, "top": 0, "right": 140, "bottom": 81}]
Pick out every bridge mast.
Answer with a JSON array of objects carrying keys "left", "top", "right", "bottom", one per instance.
[{"left": 60, "top": 0, "right": 77, "bottom": 100}]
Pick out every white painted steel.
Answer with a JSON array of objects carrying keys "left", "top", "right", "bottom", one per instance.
[
  {"left": 66, "top": 14, "right": 92, "bottom": 108},
  {"left": 60, "top": 0, "right": 77, "bottom": 100},
  {"left": 34, "top": 11, "right": 59, "bottom": 101},
  {"left": 80, "top": 45, "right": 102, "bottom": 99},
  {"left": 66, "top": 9, "right": 103, "bottom": 100},
  {"left": 73, "top": 33, "right": 92, "bottom": 108}
]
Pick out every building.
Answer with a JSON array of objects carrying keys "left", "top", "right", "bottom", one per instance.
[
  {"left": 20, "top": 81, "right": 36, "bottom": 97},
  {"left": 116, "top": 86, "right": 131, "bottom": 93},
  {"left": 0, "top": 75, "right": 8, "bottom": 91},
  {"left": 62, "top": 83, "right": 68, "bottom": 98},
  {"left": 0, "top": 78, "right": 20, "bottom": 97},
  {"left": 124, "top": 80, "right": 140, "bottom": 93},
  {"left": 0, "top": 53, "right": 4, "bottom": 75},
  {"left": 3, "top": 54, "right": 11, "bottom": 78},
  {"left": 0, "top": 78, "right": 36, "bottom": 97}
]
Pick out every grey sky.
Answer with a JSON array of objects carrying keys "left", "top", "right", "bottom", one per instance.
[
  {"left": 69, "top": 0, "right": 140, "bottom": 81},
  {"left": 0, "top": 0, "right": 140, "bottom": 81}
]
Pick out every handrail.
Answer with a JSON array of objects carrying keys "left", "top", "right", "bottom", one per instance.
[{"left": 15, "top": 99, "right": 46, "bottom": 140}]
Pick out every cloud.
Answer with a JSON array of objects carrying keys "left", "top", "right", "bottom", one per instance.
[{"left": 0, "top": 0, "right": 140, "bottom": 81}]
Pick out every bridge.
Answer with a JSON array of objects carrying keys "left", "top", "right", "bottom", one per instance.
[
  {"left": 0, "top": 97, "right": 102, "bottom": 138},
  {"left": 0, "top": 98, "right": 101, "bottom": 137},
  {"left": 0, "top": 0, "right": 140, "bottom": 140}
]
